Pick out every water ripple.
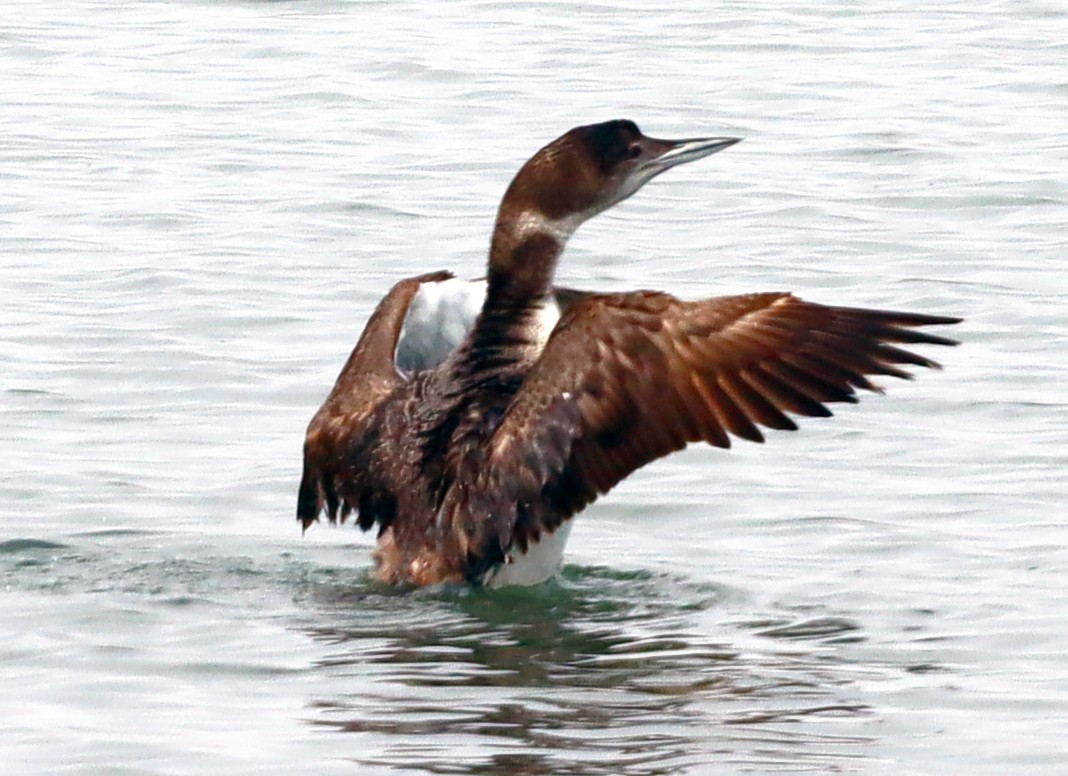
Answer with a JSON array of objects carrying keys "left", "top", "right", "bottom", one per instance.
[{"left": 295, "top": 566, "right": 875, "bottom": 774}]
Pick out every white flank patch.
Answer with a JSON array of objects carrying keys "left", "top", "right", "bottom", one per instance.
[{"left": 483, "top": 521, "right": 573, "bottom": 588}]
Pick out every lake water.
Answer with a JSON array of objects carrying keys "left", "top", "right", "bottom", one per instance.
[{"left": 2, "top": 1, "right": 1066, "bottom": 773}]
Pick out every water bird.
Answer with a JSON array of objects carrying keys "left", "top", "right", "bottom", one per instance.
[{"left": 297, "top": 119, "right": 960, "bottom": 587}]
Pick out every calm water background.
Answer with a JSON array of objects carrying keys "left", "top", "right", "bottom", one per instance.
[{"left": 2, "top": 1, "right": 1066, "bottom": 773}]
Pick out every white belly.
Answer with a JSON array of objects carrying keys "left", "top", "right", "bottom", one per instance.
[{"left": 482, "top": 521, "right": 573, "bottom": 588}]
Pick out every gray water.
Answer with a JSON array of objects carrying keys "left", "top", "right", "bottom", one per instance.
[{"left": 2, "top": 1, "right": 1067, "bottom": 774}]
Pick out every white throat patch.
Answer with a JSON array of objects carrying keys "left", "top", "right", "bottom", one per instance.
[{"left": 511, "top": 210, "right": 583, "bottom": 245}]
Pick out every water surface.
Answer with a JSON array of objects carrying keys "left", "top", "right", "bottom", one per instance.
[{"left": 2, "top": 1, "right": 1067, "bottom": 774}]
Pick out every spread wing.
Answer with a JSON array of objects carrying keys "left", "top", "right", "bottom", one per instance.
[
  {"left": 478, "top": 290, "right": 960, "bottom": 552},
  {"left": 297, "top": 270, "right": 453, "bottom": 529}
]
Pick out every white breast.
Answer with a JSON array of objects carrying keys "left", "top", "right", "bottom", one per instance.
[{"left": 482, "top": 521, "right": 573, "bottom": 588}]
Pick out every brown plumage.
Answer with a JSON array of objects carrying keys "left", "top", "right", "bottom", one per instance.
[
  {"left": 297, "top": 270, "right": 454, "bottom": 529},
  {"left": 297, "top": 120, "right": 961, "bottom": 587},
  {"left": 478, "top": 292, "right": 957, "bottom": 557}
]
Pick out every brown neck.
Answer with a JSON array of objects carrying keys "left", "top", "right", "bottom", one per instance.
[
  {"left": 426, "top": 211, "right": 567, "bottom": 482},
  {"left": 452, "top": 210, "right": 567, "bottom": 382},
  {"left": 487, "top": 234, "right": 560, "bottom": 307},
  {"left": 485, "top": 204, "right": 572, "bottom": 305}
]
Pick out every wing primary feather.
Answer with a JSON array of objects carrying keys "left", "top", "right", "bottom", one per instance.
[
  {"left": 684, "top": 372, "right": 732, "bottom": 447},
  {"left": 741, "top": 366, "right": 833, "bottom": 417},
  {"left": 762, "top": 359, "right": 860, "bottom": 403},
  {"left": 718, "top": 372, "right": 799, "bottom": 431}
]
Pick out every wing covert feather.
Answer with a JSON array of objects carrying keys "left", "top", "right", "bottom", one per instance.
[
  {"left": 298, "top": 270, "right": 454, "bottom": 528},
  {"left": 486, "top": 290, "right": 960, "bottom": 541}
]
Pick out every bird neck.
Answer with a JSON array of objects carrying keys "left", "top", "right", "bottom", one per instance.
[
  {"left": 451, "top": 208, "right": 571, "bottom": 385},
  {"left": 486, "top": 206, "right": 576, "bottom": 307}
]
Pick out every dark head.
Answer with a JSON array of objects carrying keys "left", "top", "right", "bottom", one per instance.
[
  {"left": 486, "top": 120, "right": 739, "bottom": 297},
  {"left": 496, "top": 119, "right": 740, "bottom": 242}
]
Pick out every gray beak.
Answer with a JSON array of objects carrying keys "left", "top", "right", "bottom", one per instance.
[
  {"left": 605, "top": 131, "right": 742, "bottom": 211},
  {"left": 642, "top": 136, "right": 741, "bottom": 174}
]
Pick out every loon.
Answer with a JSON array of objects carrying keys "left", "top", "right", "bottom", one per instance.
[{"left": 297, "top": 119, "right": 960, "bottom": 587}]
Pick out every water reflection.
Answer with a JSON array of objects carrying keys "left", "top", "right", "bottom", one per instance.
[{"left": 296, "top": 567, "right": 874, "bottom": 774}]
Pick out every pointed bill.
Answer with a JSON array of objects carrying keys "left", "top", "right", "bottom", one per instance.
[{"left": 641, "top": 136, "right": 741, "bottom": 175}]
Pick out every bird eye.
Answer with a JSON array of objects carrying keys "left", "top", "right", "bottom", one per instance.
[{"left": 627, "top": 144, "right": 642, "bottom": 159}]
